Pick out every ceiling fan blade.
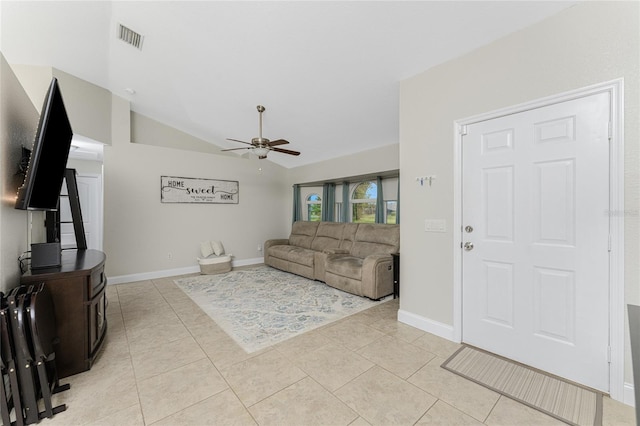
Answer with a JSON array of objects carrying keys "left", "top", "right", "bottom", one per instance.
[
  {"left": 220, "top": 147, "right": 251, "bottom": 152},
  {"left": 271, "top": 147, "right": 301, "bottom": 156},
  {"left": 226, "top": 138, "right": 253, "bottom": 146},
  {"left": 266, "top": 139, "right": 289, "bottom": 147}
]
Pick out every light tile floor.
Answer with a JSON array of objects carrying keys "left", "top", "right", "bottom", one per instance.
[{"left": 38, "top": 273, "right": 635, "bottom": 426}]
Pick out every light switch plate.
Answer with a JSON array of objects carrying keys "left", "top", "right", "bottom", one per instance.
[{"left": 425, "top": 219, "right": 446, "bottom": 232}]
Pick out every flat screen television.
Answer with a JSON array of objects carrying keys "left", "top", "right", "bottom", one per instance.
[{"left": 15, "top": 77, "right": 73, "bottom": 211}]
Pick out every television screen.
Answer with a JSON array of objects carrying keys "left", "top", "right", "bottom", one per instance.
[{"left": 15, "top": 77, "right": 73, "bottom": 211}]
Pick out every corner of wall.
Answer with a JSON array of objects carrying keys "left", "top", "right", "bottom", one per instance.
[{"left": 0, "top": 53, "right": 35, "bottom": 292}]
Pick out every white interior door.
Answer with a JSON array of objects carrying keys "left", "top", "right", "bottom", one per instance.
[
  {"left": 60, "top": 174, "right": 103, "bottom": 250},
  {"left": 462, "top": 91, "right": 610, "bottom": 391}
]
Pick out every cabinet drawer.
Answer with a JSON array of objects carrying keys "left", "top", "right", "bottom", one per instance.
[
  {"left": 89, "top": 266, "right": 106, "bottom": 298},
  {"left": 88, "top": 287, "right": 107, "bottom": 354}
]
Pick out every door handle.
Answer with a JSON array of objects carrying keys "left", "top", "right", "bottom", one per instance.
[{"left": 464, "top": 242, "right": 474, "bottom": 251}]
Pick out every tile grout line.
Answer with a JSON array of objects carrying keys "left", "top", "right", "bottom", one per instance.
[
  {"left": 112, "top": 283, "right": 148, "bottom": 426},
  {"left": 153, "top": 277, "right": 262, "bottom": 426}
]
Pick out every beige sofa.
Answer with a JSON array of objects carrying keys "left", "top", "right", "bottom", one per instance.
[{"left": 264, "top": 221, "right": 399, "bottom": 300}]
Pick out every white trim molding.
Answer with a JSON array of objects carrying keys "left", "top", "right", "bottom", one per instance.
[
  {"left": 398, "top": 309, "right": 455, "bottom": 341},
  {"left": 624, "top": 382, "right": 636, "bottom": 407},
  {"left": 108, "top": 257, "right": 264, "bottom": 285},
  {"left": 452, "top": 79, "right": 625, "bottom": 401}
]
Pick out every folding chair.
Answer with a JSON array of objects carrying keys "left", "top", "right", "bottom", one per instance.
[
  {"left": 1, "top": 291, "right": 24, "bottom": 426},
  {"left": 6, "top": 287, "right": 33, "bottom": 425},
  {"left": 26, "top": 283, "right": 69, "bottom": 419}
]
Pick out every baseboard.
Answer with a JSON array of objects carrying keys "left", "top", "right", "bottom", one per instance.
[
  {"left": 233, "top": 257, "right": 264, "bottom": 267},
  {"left": 108, "top": 265, "right": 200, "bottom": 285},
  {"left": 398, "top": 309, "right": 636, "bottom": 408},
  {"left": 623, "top": 382, "right": 636, "bottom": 407},
  {"left": 397, "top": 309, "right": 457, "bottom": 342},
  {"left": 108, "top": 257, "right": 265, "bottom": 285}
]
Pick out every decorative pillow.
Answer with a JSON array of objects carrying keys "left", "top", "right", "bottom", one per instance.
[
  {"left": 211, "top": 240, "right": 225, "bottom": 256},
  {"left": 200, "top": 241, "right": 214, "bottom": 258}
]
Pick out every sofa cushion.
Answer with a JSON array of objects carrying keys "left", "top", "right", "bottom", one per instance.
[
  {"left": 268, "top": 245, "right": 315, "bottom": 267},
  {"left": 288, "top": 221, "right": 319, "bottom": 249},
  {"left": 350, "top": 223, "right": 399, "bottom": 258},
  {"left": 310, "top": 222, "right": 344, "bottom": 252},
  {"left": 338, "top": 223, "right": 359, "bottom": 252},
  {"left": 325, "top": 255, "right": 363, "bottom": 280}
]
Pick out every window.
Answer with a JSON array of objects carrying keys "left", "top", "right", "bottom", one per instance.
[
  {"left": 335, "top": 202, "right": 343, "bottom": 222},
  {"left": 306, "top": 194, "right": 321, "bottom": 221},
  {"left": 351, "top": 181, "right": 377, "bottom": 223},
  {"left": 386, "top": 201, "right": 397, "bottom": 224}
]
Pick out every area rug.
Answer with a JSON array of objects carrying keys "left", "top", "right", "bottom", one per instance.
[
  {"left": 442, "top": 345, "right": 602, "bottom": 426},
  {"left": 174, "top": 266, "right": 387, "bottom": 353}
]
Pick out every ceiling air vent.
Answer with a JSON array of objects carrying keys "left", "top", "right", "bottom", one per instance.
[{"left": 117, "top": 23, "right": 144, "bottom": 50}]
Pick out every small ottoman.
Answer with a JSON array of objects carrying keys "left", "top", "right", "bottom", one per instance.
[{"left": 197, "top": 254, "right": 232, "bottom": 274}]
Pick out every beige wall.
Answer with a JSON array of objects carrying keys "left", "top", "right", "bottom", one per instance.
[
  {"left": 104, "top": 104, "right": 291, "bottom": 278},
  {"left": 0, "top": 55, "right": 33, "bottom": 292},
  {"left": 400, "top": 1, "right": 639, "bottom": 388},
  {"left": 287, "top": 143, "right": 399, "bottom": 188},
  {"left": 131, "top": 112, "right": 234, "bottom": 157},
  {"left": 10, "top": 65, "right": 112, "bottom": 145},
  {"left": 8, "top": 63, "right": 293, "bottom": 280}
]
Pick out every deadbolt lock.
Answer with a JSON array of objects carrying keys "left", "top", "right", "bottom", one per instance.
[{"left": 464, "top": 225, "right": 474, "bottom": 233}]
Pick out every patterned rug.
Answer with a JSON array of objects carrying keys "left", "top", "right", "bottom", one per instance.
[{"left": 174, "top": 266, "right": 387, "bottom": 353}]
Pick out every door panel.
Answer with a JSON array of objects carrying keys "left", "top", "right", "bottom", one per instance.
[{"left": 462, "top": 91, "right": 610, "bottom": 391}]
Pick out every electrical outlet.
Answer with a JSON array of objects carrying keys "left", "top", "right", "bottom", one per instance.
[
  {"left": 257, "top": 244, "right": 262, "bottom": 252},
  {"left": 168, "top": 252, "right": 173, "bottom": 260}
]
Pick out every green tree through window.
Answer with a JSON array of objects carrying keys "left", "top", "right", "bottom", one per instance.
[
  {"left": 351, "top": 182, "right": 377, "bottom": 223},
  {"left": 306, "top": 194, "right": 321, "bottom": 221}
]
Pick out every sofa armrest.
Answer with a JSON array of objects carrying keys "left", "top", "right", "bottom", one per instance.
[
  {"left": 264, "top": 239, "right": 289, "bottom": 251},
  {"left": 264, "top": 239, "right": 290, "bottom": 265},
  {"left": 322, "top": 248, "right": 350, "bottom": 255},
  {"left": 361, "top": 254, "right": 394, "bottom": 300}
]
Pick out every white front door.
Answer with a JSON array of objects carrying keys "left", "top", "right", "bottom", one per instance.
[
  {"left": 60, "top": 174, "right": 103, "bottom": 250},
  {"left": 462, "top": 91, "right": 610, "bottom": 391}
]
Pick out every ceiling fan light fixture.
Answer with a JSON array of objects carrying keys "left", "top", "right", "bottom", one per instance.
[
  {"left": 252, "top": 147, "right": 270, "bottom": 157},
  {"left": 223, "top": 105, "right": 300, "bottom": 159}
]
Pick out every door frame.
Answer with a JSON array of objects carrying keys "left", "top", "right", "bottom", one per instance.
[
  {"left": 452, "top": 79, "right": 624, "bottom": 400},
  {"left": 76, "top": 172, "right": 104, "bottom": 251}
]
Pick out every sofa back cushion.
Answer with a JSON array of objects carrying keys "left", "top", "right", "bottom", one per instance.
[
  {"left": 350, "top": 223, "right": 399, "bottom": 258},
  {"left": 288, "top": 221, "right": 320, "bottom": 249},
  {"left": 311, "top": 222, "right": 344, "bottom": 252},
  {"left": 338, "top": 223, "right": 359, "bottom": 252}
]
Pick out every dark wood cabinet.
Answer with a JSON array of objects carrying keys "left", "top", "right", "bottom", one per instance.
[{"left": 21, "top": 249, "right": 107, "bottom": 378}]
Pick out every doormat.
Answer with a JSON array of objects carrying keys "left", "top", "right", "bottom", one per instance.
[
  {"left": 174, "top": 266, "right": 388, "bottom": 353},
  {"left": 442, "top": 345, "right": 602, "bottom": 426}
]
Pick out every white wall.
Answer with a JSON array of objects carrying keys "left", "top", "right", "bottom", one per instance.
[
  {"left": 0, "top": 55, "right": 33, "bottom": 293},
  {"left": 399, "top": 1, "right": 639, "bottom": 390}
]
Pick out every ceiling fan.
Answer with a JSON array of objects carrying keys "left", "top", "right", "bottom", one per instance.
[{"left": 221, "top": 105, "right": 300, "bottom": 159}]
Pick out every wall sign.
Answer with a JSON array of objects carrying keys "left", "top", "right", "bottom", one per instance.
[{"left": 161, "top": 176, "right": 239, "bottom": 204}]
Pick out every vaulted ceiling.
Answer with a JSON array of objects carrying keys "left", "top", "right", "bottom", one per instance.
[{"left": 1, "top": 1, "right": 576, "bottom": 168}]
